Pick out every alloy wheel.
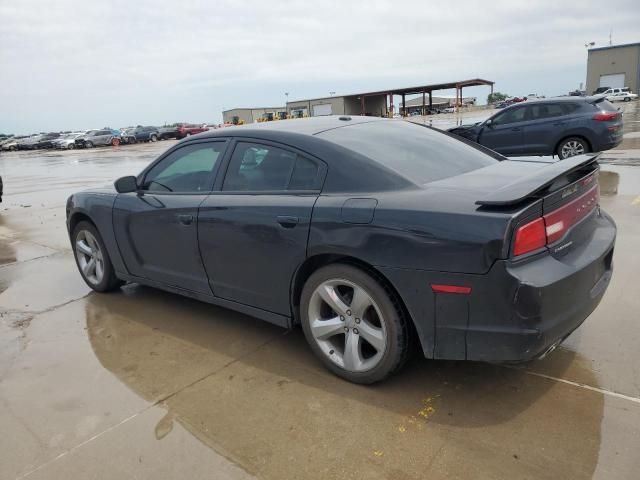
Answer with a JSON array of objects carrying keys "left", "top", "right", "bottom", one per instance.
[
  {"left": 561, "top": 140, "right": 585, "bottom": 159},
  {"left": 75, "top": 230, "right": 104, "bottom": 286},
  {"left": 308, "top": 279, "right": 387, "bottom": 372}
]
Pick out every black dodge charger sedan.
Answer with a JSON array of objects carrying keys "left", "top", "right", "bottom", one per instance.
[{"left": 66, "top": 116, "right": 615, "bottom": 383}]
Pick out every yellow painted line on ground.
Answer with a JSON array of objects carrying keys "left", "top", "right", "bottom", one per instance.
[{"left": 632, "top": 195, "right": 640, "bottom": 206}]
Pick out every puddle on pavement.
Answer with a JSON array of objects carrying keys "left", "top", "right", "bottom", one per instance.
[{"left": 83, "top": 286, "right": 606, "bottom": 479}]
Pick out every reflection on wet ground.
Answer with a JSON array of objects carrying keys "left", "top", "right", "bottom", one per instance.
[{"left": 1, "top": 132, "right": 640, "bottom": 479}]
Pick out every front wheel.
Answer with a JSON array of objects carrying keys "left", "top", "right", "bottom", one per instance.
[
  {"left": 72, "top": 221, "right": 122, "bottom": 292},
  {"left": 85, "top": 141, "right": 93, "bottom": 148},
  {"left": 557, "top": 137, "right": 589, "bottom": 159},
  {"left": 67, "top": 143, "right": 75, "bottom": 150},
  {"left": 300, "top": 264, "right": 410, "bottom": 384},
  {"left": 624, "top": 97, "right": 631, "bottom": 102},
  {"left": 150, "top": 134, "right": 157, "bottom": 142}
]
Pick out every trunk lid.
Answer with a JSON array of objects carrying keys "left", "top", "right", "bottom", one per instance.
[{"left": 427, "top": 154, "right": 601, "bottom": 259}]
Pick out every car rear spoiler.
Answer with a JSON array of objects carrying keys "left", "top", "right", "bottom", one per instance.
[{"left": 475, "top": 153, "right": 600, "bottom": 206}]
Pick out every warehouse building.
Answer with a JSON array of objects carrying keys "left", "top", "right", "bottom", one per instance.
[
  {"left": 223, "top": 78, "right": 494, "bottom": 123},
  {"left": 586, "top": 42, "right": 640, "bottom": 95},
  {"left": 287, "top": 94, "right": 387, "bottom": 118},
  {"left": 222, "top": 107, "right": 285, "bottom": 124}
]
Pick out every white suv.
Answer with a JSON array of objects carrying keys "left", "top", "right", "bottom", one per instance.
[{"left": 606, "top": 89, "right": 637, "bottom": 102}]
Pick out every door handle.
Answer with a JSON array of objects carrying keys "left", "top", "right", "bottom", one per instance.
[
  {"left": 177, "top": 214, "right": 194, "bottom": 225},
  {"left": 277, "top": 215, "right": 299, "bottom": 228}
]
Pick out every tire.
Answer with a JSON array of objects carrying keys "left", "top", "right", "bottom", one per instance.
[
  {"left": 300, "top": 264, "right": 410, "bottom": 384},
  {"left": 624, "top": 97, "right": 631, "bottom": 102},
  {"left": 150, "top": 134, "right": 157, "bottom": 142},
  {"left": 557, "top": 137, "right": 589, "bottom": 160},
  {"left": 67, "top": 143, "right": 75, "bottom": 150},
  {"left": 72, "top": 221, "right": 122, "bottom": 292},
  {"left": 85, "top": 141, "right": 94, "bottom": 148}
]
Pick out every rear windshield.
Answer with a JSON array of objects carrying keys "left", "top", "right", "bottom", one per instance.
[{"left": 318, "top": 120, "right": 498, "bottom": 184}]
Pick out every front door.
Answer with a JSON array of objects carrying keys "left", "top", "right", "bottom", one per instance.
[
  {"left": 198, "top": 140, "right": 326, "bottom": 315},
  {"left": 479, "top": 105, "right": 528, "bottom": 155},
  {"left": 113, "top": 140, "right": 227, "bottom": 293}
]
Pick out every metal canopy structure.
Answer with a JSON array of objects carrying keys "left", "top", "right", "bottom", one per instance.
[{"left": 351, "top": 78, "right": 495, "bottom": 116}]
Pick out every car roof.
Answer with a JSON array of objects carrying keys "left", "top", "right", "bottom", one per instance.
[{"left": 200, "top": 115, "right": 386, "bottom": 138}]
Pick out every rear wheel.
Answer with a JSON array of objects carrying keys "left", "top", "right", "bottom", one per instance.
[
  {"left": 300, "top": 264, "right": 410, "bottom": 384},
  {"left": 67, "top": 143, "right": 75, "bottom": 150},
  {"left": 72, "top": 221, "right": 122, "bottom": 292},
  {"left": 624, "top": 97, "right": 631, "bottom": 102},
  {"left": 557, "top": 137, "right": 588, "bottom": 159},
  {"left": 150, "top": 134, "right": 157, "bottom": 142},
  {"left": 85, "top": 141, "right": 94, "bottom": 148}
]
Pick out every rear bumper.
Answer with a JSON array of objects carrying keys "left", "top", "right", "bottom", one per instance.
[{"left": 379, "top": 211, "right": 616, "bottom": 363}]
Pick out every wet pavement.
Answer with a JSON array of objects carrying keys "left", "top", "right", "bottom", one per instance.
[{"left": 1, "top": 129, "right": 640, "bottom": 479}]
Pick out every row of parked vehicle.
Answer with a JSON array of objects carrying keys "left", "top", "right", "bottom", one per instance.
[{"left": 0, "top": 124, "right": 217, "bottom": 152}]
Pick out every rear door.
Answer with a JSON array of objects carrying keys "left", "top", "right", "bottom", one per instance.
[
  {"left": 198, "top": 139, "right": 326, "bottom": 315},
  {"left": 519, "top": 102, "right": 571, "bottom": 155},
  {"left": 95, "top": 129, "right": 112, "bottom": 145},
  {"left": 113, "top": 140, "right": 227, "bottom": 293},
  {"left": 478, "top": 105, "right": 528, "bottom": 155}
]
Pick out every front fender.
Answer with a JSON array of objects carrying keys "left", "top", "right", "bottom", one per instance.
[{"left": 67, "top": 191, "right": 128, "bottom": 276}]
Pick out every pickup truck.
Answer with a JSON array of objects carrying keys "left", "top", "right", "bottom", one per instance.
[{"left": 176, "top": 124, "right": 209, "bottom": 139}]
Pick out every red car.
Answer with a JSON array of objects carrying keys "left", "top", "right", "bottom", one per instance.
[{"left": 176, "top": 124, "right": 210, "bottom": 139}]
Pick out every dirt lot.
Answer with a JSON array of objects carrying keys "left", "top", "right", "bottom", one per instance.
[{"left": 1, "top": 116, "right": 640, "bottom": 479}]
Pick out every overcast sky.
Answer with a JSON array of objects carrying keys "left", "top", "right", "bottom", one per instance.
[{"left": 1, "top": 0, "right": 639, "bottom": 134}]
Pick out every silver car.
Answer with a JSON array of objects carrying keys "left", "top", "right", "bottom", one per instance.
[
  {"left": 75, "top": 129, "right": 120, "bottom": 148},
  {"left": 52, "top": 132, "right": 85, "bottom": 149}
]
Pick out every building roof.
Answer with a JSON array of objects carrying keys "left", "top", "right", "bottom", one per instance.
[
  {"left": 288, "top": 78, "right": 494, "bottom": 103},
  {"left": 589, "top": 42, "right": 640, "bottom": 52},
  {"left": 223, "top": 107, "right": 284, "bottom": 113}
]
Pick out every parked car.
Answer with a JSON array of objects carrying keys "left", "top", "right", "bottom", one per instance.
[
  {"left": 442, "top": 107, "right": 456, "bottom": 113},
  {"left": 67, "top": 116, "right": 615, "bottom": 384},
  {"left": 158, "top": 126, "right": 179, "bottom": 140},
  {"left": 606, "top": 91, "right": 638, "bottom": 102},
  {"left": 18, "top": 134, "right": 44, "bottom": 150},
  {"left": 121, "top": 126, "right": 159, "bottom": 144},
  {"left": 600, "top": 87, "right": 630, "bottom": 96},
  {"left": 448, "top": 96, "right": 623, "bottom": 159},
  {"left": 176, "top": 124, "right": 209, "bottom": 139},
  {"left": 52, "top": 132, "right": 84, "bottom": 149},
  {"left": 75, "top": 129, "right": 120, "bottom": 148},
  {"left": 1, "top": 136, "right": 27, "bottom": 151},
  {"left": 32, "top": 132, "right": 62, "bottom": 149}
]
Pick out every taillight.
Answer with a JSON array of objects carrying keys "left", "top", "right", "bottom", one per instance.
[
  {"left": 592, "top": 112, "right": 620, "bottom": 121},
  {"left": 513, "top": 218, "right": 546, "bottom": 256},
  {"left": 543, "top": 184, "right": 599, "bottom": 244},
  {"left": 513, "top": 183, "right": 599, "bottom": 257}
]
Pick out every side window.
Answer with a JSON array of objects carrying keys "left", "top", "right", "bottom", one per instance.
[
  {"left": 223, "top": 142, "right": 321, "bottom": 191},
  {"left": 529, "top": 103, "right": 566, "bottom": 119},
  {"left": 143, "top": 142, "right": 224, "bottom": 193},
  {"left": 492, "top": 106, "right": 527, "bottom": 126}
]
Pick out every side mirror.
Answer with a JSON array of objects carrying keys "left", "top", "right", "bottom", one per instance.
[
  {"left": 114, "top": 175, "right": 138, "bottom": 193},
  {"left": 484, "top": 119, "right": 493, "bottom": 128}
]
